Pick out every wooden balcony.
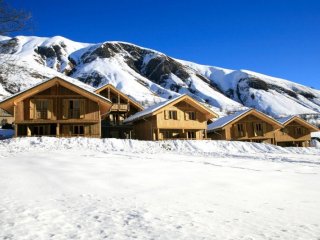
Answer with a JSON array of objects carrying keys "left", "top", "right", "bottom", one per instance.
[{"left": 111, "top": 103, "right": 129, "bottom": 111}]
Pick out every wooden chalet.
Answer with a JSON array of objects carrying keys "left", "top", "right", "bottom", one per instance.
[
  {"left": 95, "top": 84, "right": 144, "bottom": 138},
  {"left": 207, "top": 108, "right": 283, "bottom": 144},
  {"left": 0, "top": 76, "right": 112, "bottom": 137},
  {"left": 275, "top": 116, "right": 319, "bottom": 147},
  {"left": 123, "top": 94, "right": 218, "bottom": 140},
  {"left": 0, "top": 108, "right": 13, "bottom": 126}
]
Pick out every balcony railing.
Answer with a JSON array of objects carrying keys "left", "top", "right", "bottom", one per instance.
[
  {"left": 36, "top": 110, "right": 47, "bottom": 119},
  {"left": 111, "top": 104, "right": 128, "bottom": 111},
  {"left": 68, "top": 109, "right": 80, "bottom": 119}
]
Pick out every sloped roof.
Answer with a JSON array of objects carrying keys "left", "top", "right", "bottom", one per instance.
[
  {"left": 208, "top": 109, "right": 251, "bottom": 131},
  {"left": 276, "top": 115, "right": 319, "bottom": 131},
  {"left": 208, "top": 108, "right": 283, "bottom": 132},
  {"left": 124, "top": 94, "right": 218, "bottom": 123},
  {"left": 276, "top": 116, "right": 295, "bottom": 124},
  {"left": 0, "top": 76, "right": 112, "bottom": 114},
  {"left": 95, "top": 84, "right": 143, "bottom": 110}
]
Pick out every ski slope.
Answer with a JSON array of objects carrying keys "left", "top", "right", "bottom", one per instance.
[{"left": 0, "top": 138, "right": 320, "bottom": 240}]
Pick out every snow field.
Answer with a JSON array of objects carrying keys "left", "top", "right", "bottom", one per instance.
[{"left": 0, "top": 138, "right": 320, "bottom": 239}]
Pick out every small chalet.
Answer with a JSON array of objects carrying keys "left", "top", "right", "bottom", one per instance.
[
  {"left": 207, "top": 108, "right": 283, "bottom": 144},
  {"left": 123, "top": 94, "right": 218, "bottom": 140},
  {"left": 95, "top": 84, "right": 143, "bottom": 138},
  {"left": 275, "top": 116, "right": 319, "bottom": 147},
  {"left": 0, "top": 76, "right": 112, "bottom": 138},
  {"left": 0, "top": 108, "right": 13, "bottom": 126}
]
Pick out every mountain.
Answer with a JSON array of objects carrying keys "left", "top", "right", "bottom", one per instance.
[{"left": 1, "top": 35, "right": 320, "bottom": 118}]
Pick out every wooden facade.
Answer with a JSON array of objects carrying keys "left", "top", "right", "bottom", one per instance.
[
  {"left": 208, "top": 109, "right": 283, "bottom": 144},
  {"left": 0, "top": 77, "right": 112, "bottom": 138},
  {"left": 275, "top": 116, "right": 319, "bottom": 147},
  {"left": 124, "top": 95, "right": 218, "bottom": 140},
  {"left": 95, "top": 84, "right": 143, "bottom": 138}
]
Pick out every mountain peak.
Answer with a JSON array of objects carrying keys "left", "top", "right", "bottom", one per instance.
[{"left": 0, "top": 35, "right": 320, "bottom": 117}]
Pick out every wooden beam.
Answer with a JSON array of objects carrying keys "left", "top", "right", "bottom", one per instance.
[{"left": 56, "top": 123, "right": 60, "bottom": 137}]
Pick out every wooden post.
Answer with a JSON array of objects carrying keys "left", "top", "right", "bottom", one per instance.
[
  {"left": 108, "top": 88, "right": 110, "bottom": 100},
  {"left": 56, "top": 123, "right": 60, "bottom": 137},
  {"left": 98, "top": 102, "right": 102, "bottom": 138},
  {"left": 27, "top": 126, "right": 31, "bottom": 136},
  {"left": 15, "top": 124, "right": 18, "bottom": 137},
  {"left": 14, "top": 103, "right": 17, "bottom": 137}
]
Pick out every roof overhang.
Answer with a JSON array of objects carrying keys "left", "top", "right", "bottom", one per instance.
[
  {"left": 124, "top": 94, "right": 219, "bottom": 124},
  {"left": 95, "top": 84, "right": 144, "bottom": 111},
  {"left": 0, "top": 76, "right": 112, "bottom": 115},
  {"left": 152, "top": 95, "right": 218, "bottom": 120},
  {"left": 282, "top": 116, "right": 319, "bottom": 132},
  {"left": 210, "top": 109, "right": 283, "bottom": 132}
]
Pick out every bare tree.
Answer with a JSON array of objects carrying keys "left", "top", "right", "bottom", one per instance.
[
  {"left": 0, "top": 0, "right": 31, "bottom": 94},
  {"left": 0, "top": 0, "right": 31, "bottom": 36}
]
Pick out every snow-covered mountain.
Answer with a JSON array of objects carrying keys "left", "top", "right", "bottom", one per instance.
[{"left": 1, "top": 35, "right": 320, "bottom": 117}]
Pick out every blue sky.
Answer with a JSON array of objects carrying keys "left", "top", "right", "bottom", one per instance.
[{"left": 10, "top": 0, "right": 320, "bottom": 89}]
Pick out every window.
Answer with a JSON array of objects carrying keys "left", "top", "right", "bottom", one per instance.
[
  {"left": 168, "top": 110, "right": 177, "bottom": 120},
  {"left": 254, "top": 123, "right": 264, "bottom": 136},
  {"left": 36, "top": 100, "right": 48, "bottom": 119},
  {"left": 186, "top": 111, "right": 196, "bottom": 120},
  {"left": 187, "top": 131, "right": 196, "bottom": 139},
  {"left": 281, "top": 128, "right": 289, "bottom": 135},
  {"left": 295, "top": 127, "right": 304, "bottom": 135},
  {"left": 72, "top": 125, "right": 84, "bottom": 136},
  {"left": 69, "top": 100, "right": 80, "bottom": 118},
  {"left": 236, "top": 124, "right": 245, "bottom": 137},
  {"left": 32, "top": 125, "right": 50, "bottom": 136},
  {"left": 162, "top": 130, "right": 180, "bottom": 139},
  {"left": 111, "top": 97, "right": 118, "bottom": 103}
]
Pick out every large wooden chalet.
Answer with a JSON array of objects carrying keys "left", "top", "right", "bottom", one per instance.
[
  {"left": 95, "top": 84, "right": 143, "bottom": 138},
  {"left": 123, "top": 94, "right": 218, "bottom": 140},
  {"left": 275, "top": 116, "right": 319, "bottom": 147},
  {"left": 0, "top": 77, "right": 112, "bottom": 137},
  {"left": 207, "top": 109, "right": 283, "bottom": 144}
]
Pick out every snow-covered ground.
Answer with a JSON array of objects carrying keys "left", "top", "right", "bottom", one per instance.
[{"left": 1, "top": 138, "right": 320, "bottom": 240}]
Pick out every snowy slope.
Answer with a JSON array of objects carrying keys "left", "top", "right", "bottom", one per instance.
[
  {"left": 0, "top": 138, "right": 320, "bottom": 239},
  {"left": 1, "top": 35, "right": 320, "bottom": 116},
  {"left": 180, "top": 60, "right": 320, "bottom": 116}
]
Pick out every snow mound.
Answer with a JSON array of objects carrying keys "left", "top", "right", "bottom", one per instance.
[{"left": 1, "top": 137, "right": 319, "bottom": 157}]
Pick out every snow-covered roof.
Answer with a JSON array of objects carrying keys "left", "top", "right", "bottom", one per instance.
[
  {"left": 207, "top": 109, "right": 252, "bottom": 131},
  {"left": 0, "top": 76, "right": 111, "bottom": 104},
  {"left": 276, "top": 115, "right": 319, "bottom": 131},
  {"left": 123, "top": 95, "right": 186, "bottom": 123},
  {"left": 276, "top": 116, "right": 295, "bottom": 124}
]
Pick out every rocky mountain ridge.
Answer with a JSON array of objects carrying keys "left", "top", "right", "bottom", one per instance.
[{"left": 0, "top": 35, "right": 320, "bottom": 118}]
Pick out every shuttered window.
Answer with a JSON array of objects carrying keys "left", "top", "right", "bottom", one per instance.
[
  {"left": 168, "top": 110, "right": 177, "bottom": 120},
  {"left": 30, "top": 99, "right": 53, "bottom": 120},
  {"left": 185, "top": 111, "right": 196, "bottom": 120},
  {"left": 236, "top": 124, "right": 245, "bottom": 137},
  {"left": 253, "top": 123, "right": 264, "bottom": 136},
  {"left": 63, "top": 99, "right": 85, "bottom": 119}
]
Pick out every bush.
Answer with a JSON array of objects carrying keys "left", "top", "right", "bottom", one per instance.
[{"left": 1, "top": 123, "right": 13, "bottom": 129}]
